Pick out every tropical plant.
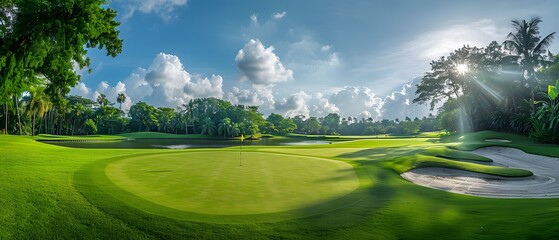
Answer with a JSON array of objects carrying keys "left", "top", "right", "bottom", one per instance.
[
  {"left": 218, "top": 118, "right": 233, "bottom": 138},
  {"left": 503, "top": 17, "right": 556, "bottom": 113},
  {"left": 530, "top": 80, "right": 559, "bottom": 143},
  {"left": 200, "top": 117, "right": 216, "bottom": 136},
  {"left": 27, "top": 84, "right": 52, "bottom": 136},
  {"left": 96, "top": 94, "right": 109, "bottom": 107},
  {"left": 116, "top": 93, "right": 126, "bottom": 113}
]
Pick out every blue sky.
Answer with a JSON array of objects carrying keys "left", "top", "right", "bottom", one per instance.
[{"left": 72, "top": 0, "right": 559, "bottom": 120}]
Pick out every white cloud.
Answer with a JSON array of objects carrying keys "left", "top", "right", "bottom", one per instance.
[
  {"left": 93, "top": 81, "right": 132, "bottom": 110},
  {"left": 250, "top": 14, "right": 258, "bottom": 26},
  {"left": 272, "top": 11, "right": 287, "bottom": 20},
  {"left": 140, "top": 53, "right": 224, "bottom": 107},
  {"left": 235, "top": 39, "right": 293, "bottom": 85},
  {"left": 120, "top": 0, "right": 188, "bottom": 21},
  {"left": 70, "top": 82, "right": 90, "bottom": 97},
  {"left": 273, "top": 91, "right": 339, "bottom": 118},
  {"left": 380, "top": 77, "right": 434, "bottom": 120},
  {"left": 70, "top": 53, "right": 224, "bottom": 112},
  {"left": 329, "top": 86, "right": 383, "bottom": 120},
  {"left": 274, "top": 91, "right": 311, "bottom": 117},
  {"left": 226, "top": 87, "right": 263, "bottom": 106}
]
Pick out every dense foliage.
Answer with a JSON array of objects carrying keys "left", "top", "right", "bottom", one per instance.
[
  {"left": 0, "top": 0, "right": 122, "bottom": 134},
  {"left": 414, "top": 17, "right": 559, "bottom": 143},
  {"left": 0, "top": 94, "right": 439, "bottom": 137}
]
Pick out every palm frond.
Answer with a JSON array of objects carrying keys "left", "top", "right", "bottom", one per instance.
[{"left": 534, "top": 32, "right": 556, "bottom": 54}]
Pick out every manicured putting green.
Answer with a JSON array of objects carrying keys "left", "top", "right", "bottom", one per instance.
[{"left": 105, "top": 151, "right": 359, "bottom": 215}]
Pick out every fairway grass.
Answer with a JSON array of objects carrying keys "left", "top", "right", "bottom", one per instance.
[
  {"left": 3, "top": 132, "right": 559, "bottom": 239},
  {"left": 105, "top": 151, "right": 358, "bottom": 215}
]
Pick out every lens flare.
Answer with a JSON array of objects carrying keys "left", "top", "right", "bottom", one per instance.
[{"left": 456, "top": 64, "right": 469, "bottom": 75}]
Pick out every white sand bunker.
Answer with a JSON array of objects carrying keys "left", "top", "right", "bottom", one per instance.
[
  {"left": 402, "top": 147, "right": 559, "bottom": 198},
  {"left": 484, "top": 138, "right": 512, "bottom": 143}
]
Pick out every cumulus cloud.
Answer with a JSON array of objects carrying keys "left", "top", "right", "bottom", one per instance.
[
  {"left": 226, "top": 87, "right": 263, "bottom": 106},
  {"left": 272, "top": 11, "right": 287, "bottom": 20},
  {"left": 273, "top": 91, "right": 339, "bottom": 118},
  {"left": 235, "top": 39, "right": 293, "bottom": 85},
  {"left": 380, "top": 77, "right": 435, "bottom": 120},
  {"left": 71, "top": 80, "right": 132, "bottom": 111},
  {"left": 329, "top": 86, "right": 382, "bottom": 120},
  {"left": 70, "top": 82, "right": 91, "bottom": 97},
  {"left": 71, "top": 53, "right": 224, "bottom": 112},
  {"left": 136, "top": 53, "right": 223, "bottom": 107},
  {"left": 120, "top": 0, "right": 188, "bottom": 21},
  {"left": 274, "top": 91, "right": 310, "bottom": 117}
]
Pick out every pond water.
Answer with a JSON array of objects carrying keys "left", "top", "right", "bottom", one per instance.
[{"left": 39, "top": 138, "right": 333, "bottom": 149}]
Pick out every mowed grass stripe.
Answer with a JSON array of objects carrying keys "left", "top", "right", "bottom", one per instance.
[{"left": 105, "top": 151, "right": 359, "bottom": 215}]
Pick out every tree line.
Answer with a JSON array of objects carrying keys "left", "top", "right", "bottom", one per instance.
[{"left": 0, "top": 90, "right": 439, "bottom": 137}]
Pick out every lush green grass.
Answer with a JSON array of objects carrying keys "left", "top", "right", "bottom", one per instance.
[
  {"left": 35, "top": 134, "right": 125, "bottom": 141},
  {"left": 104, "top": 151, "right": 358, "bottom": 215},
  {"left": 2, "top": 131, "right": 559, "bottom": 239}
]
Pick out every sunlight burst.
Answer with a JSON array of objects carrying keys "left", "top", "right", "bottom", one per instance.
[{"left": 456, "top": 64, "right": 469, "bottom": 75}]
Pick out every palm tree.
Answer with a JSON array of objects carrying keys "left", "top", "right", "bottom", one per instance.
[
  {"left": 182, "top": 100, "right": 195, "bottom": 134},
  {"left": 231, "top": 123, "right": 240, "bottom": 137},
  {"left": 503, "top": 17, "right": 556, "bottom": 112},
  {"left": 71, "top": 104, "right": 85, "bottom": 135},
  {"left": 218, "top": 117, "right": 233, "bottom": 138},
  {"left": 116, "top": 93, "right": 126, "bottom": 114},
  {"left": 96, "top": 94, "right": 109, "bottom": 107},
  {"left": 200, "top": 117, "right": 216, "bottom": 136},
  {"left": 27, "top": 86, "right": 51, "bottom": 136}
]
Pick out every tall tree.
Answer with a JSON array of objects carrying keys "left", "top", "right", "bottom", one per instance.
[
  {"left": 0, "top": 0, "right": 122, "bottom": 109},
  {"left": 503, "top": 17, "right": 556, "bottom": 112},
  {"left": 305, "top": 117, "right": 322, "bottom": 134},
  {"left": 128, "top": 102, "right": 158, "bottom": 132},
  {"left": 27, "top": 84, "right": 51, "bottom": 136},
  {"left": 200, "top": 117, "right": 216, "bottom": 136},
  {"left": 157, "top": 107, "right": 175, "bottom": 133},
  {"left": 414, "top": 45, "right": 483, "bottom": 110},
  {"left": 116, "top": 93, "right": 126, "bottom": 113},
  {"left": 96, "top": 94, "right": 109, "bottom": 107},
  {"left": 218, "top": 117, "right": 233, "bottom": 138}
]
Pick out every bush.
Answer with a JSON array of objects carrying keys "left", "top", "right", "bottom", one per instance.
[{"left": 530, "top": 81, "right": 559, "bottom": 143}]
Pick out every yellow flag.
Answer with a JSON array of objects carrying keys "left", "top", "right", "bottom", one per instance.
[{"left": 240, "top": 134, "right": 244, "bottom": 142}]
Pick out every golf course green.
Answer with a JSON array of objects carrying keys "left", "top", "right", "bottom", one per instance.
[
  {"left": 105, "top": 151, "right": 359, "bottom": 215},
  {"left": 3, "top": 131, "right": 559, "bottom": 239}
]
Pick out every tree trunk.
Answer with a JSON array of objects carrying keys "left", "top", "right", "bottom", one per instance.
[
  {"left": 14, "top": 96, "right": 22, "bottom": 135},
  {"left": 32, "top": 112, "right": 36, "bottom": 136},
  {"left": 4, "top": 103, "right": 7, "bottom": 133}
]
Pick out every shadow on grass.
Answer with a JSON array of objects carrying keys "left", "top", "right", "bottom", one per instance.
[{"left": 336, "top": 147, "right": 422, "bottom": 160}]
